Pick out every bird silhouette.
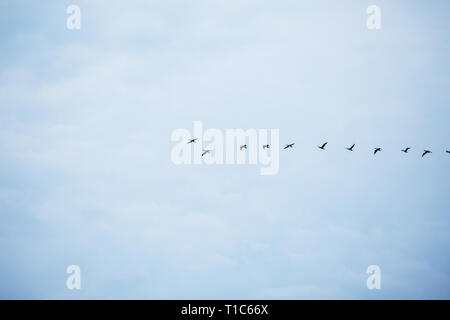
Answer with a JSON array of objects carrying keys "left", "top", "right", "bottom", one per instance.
[
  {"left": 401, "top": 147, "right": 411, "bottom": 153},
  {"left": 446, "top": 150, "right": 450, "bottom": 154},
  {"left": 422, "top": 150, "right": 432, "bottom": 157},
  {"left": 347, "top": 144, "right": 355, "bottom": 151},
  {"left": 240, "top": 144, "right": 247, "bottom": 150},
  {"left": 201, "top": 149, "right": 211, "bottom": 157},
  {"left": 374, "top": 148, "right": 382, "bottom": 155},
  {"left": 262, "top": 144, "right": 270, "bottom": 149},
  {"left": 284, "top": 143, "right": 295, "bottom": 149},
  {"left": 318, "top": 142, "right": 328, "bottom": 150},
  {"left": 187, "top": 138, "right": 198, "bottom": 144}
]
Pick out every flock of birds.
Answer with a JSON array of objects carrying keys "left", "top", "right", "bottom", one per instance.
[{"left": 187, "top": 138, "right": 450, "bottom": 158}]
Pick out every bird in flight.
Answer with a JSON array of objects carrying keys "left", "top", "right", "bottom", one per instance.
[
  {"left": 374, "top": 147, "right": 382, "bottom": 155},
  {"left": 284, "top": 143, "right": 295, "bottom": 149},
  {"left": 422, "top": 150, "right": 432, "bottom": 157},
  {"left": 401, "top": 147, "right": 411, "bottom": 153},
  {"left": 187, "top": 138, "right": 198, "bottom": 144},
  {"left": 446, "top": 150, "right": 450, "bottom": 154},
  {"left": 318, "top": 142, "right": 328, "bottom": 150},
  {"left": 240, "top": 144, "right": 247, "bottom": 150},
  {"left": 262, "top": 144, "right": 270, "bottom": 149},
  {"left": 201, "top": 149, "right": 211, "bottom": 157},
  {"left": 347, "top": 144, "right": 355, "bottom": 151}
]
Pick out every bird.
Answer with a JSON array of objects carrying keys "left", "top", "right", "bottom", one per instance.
[
  {"left": 318, "top": 142, "right": 328, "bottom": 150},
  {"left": 187, "top": 138, "right": 198, "bottom": 144},
  {"left": 240, "top": 144, "right": 247, "bottom": 150},
  {"left": 201, "top": 149, "right": 211, "bottom": 157},
  {"left": 347, "top": 144, "right": 355, "bottom": 151},
  {"left": 401, "top": 147, "right": 411, "bottom": 153},
  {"left": 422, "top": 150, "right": 432, "bottom": 157},
  {"left": 262, "top": 144, "right": 270, "bottom": 149},
  {"left": 284, "top": 143, "right": 295, "bottom": 149},
  {"left": 374, "top": 148, "right": 382, "bottom": 155},
  {"left": 446, "top": 150, "right": 450, "bottom": 154}
]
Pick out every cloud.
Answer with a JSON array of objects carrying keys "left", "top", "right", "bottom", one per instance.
[{"left": 0, "top": 0, "right": 449, "bottom": 299}]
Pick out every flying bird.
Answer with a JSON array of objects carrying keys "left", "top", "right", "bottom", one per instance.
[
  {"left": 201, "top": 149, "right": 211, "bottom": 157},
  {"left": 284, "top": 143, "right": 295, "bottom": 149},
  {"left": 240, "top": 144, "right": 247, "bottom": 150},
  {"left": 347, "top": 144, "right": 355, "bottom": 151},
  {"left": 422, "top": 150, "right": 432, "bottom": 157},
  {"left": 318, "top": 142, "right": 328, "bottom": 150},
  {"left": 401, "top": 147, "right": 411, "bottom": 153},
  {"left": 187, "top": 138, "right": 198, "bottom": 144},
  {"left": 262, "top": 144, "right": 270, "bottom": 149},
  {"left": 374, "top": 148, "right": 382, "bottom": 155},
  {"left": 446, "top": 150, "right": 450, "bottom": 154}
]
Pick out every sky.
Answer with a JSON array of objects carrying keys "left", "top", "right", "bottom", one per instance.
[{"left": 0, "top": 0, "right": 449, "bottom": 299}]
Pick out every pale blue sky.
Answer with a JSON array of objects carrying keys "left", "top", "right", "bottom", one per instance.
[{"left": 0, "top": 0, "right": 449, "bottom": 299}]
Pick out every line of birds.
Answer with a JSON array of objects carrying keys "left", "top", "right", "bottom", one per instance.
[{"left": 187, "top": 138, "right": 450, "bottom": 158}]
